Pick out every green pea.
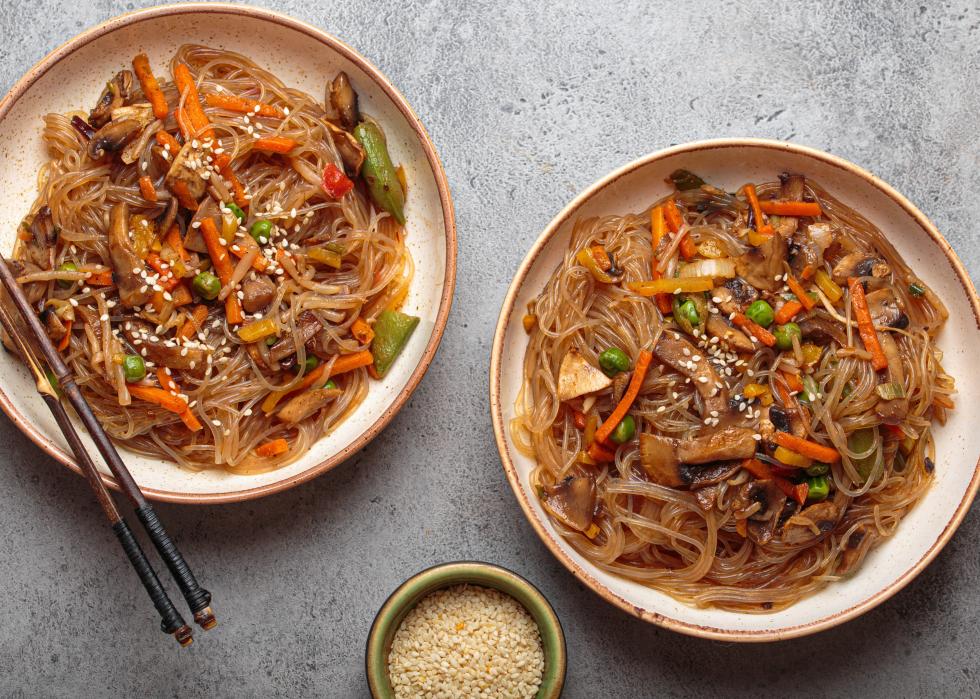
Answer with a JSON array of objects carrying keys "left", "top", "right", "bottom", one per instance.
[
  {"left": 806, "top": 463, "right": 830, "bottom": 477},
  {"left": 250, "top": 219, "right": 273, "bottom": 244},
  {"left": 774, "top": 322, "right": 802, "bottom": 350},
  {"left": 266, "top": 335, "right": 279, "bottom": 346},
  {"left": 745, "top": 299, "right": 774, "bottom": 327},
  {"left": 323, "top": 379, "right": 338, "bottom": 390},
  {"left": 293, "top": 355, "right": 319, "bottom": 374},
  {"left": 57, "top": 262, "right": 78, "bottom": 288},
  {"left": 227, "top": 203, "right": 245, "bottom": 222},
  {"left": 598, "top": 347, "right": 631, "bottom": 376},
  {"left": 609, "top": 414, "right": 636, "bottom": 444},
  {"left": 192, "top": 271, "right": 221, "bottom": 301},
  {"left": 677, "top": 299, "right": 700, "bottom": 326},
  {"left": 807, "top": 475, "right": 830, "bottom": 501},
  {"left": 122, "top": 354, "right": 146, "bottom": 383}
]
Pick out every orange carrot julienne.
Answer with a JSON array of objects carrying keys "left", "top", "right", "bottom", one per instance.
[
  {"left": 588, "top": 441, "right": 617, "bottom": 462},
  {"left": 774, "top": 300, "right": 803, "bottom": 325},
  {"left": 252, "top": 136, "right": 297, "bottom": 154},
  {"left": 213, "top": 152, "right": 249, "bottom": 209},
  {"left": 204, "top": 93, "right": 285, "bottom": 119},
  {"left": 164, "top": 224, "right": 189, "bottom": 262},
  {"left": 86, "top": 269, "right": 114, "bottom": 286},
  {"left": 155, "top": 130, "right": 181, "bottom": 153},
  {"left": 759, "top": 200, "right": 822, "bottom": 217},
  {"left": 848, "top": 277, "right": 888, "bottom": 371},
  {"left": 138, "top": 176, "right": 157, "bottom": 202},
  {"left": 732, "top": 313, "right": 775, "bottom": 347},
  {"left": 228, "top": 237, "right": 269, "bottom": 272},
  {"left": 351, "top": 317, "right": 374, "bottom": 344},
  {"left": 571, "top": 408, "right": 587, "bottom": 431},
  {"left": 781, "top": 370, "right": 804, "bottom": 393},
  {"left": 57, "top": 321, "right": 72, "bottom": 351},
  {"left": 200, "top": 218, "right": 244, "bottom": 324},
  {"left": 171, "top": 282, "right": 193, "bottom": 308},
  {"left": 786, "top": 273, "right": 815, "bottom": 311},
  {"left": 327, "top": 350, "right": 374, "bottom": 377},
  {"left": 128, "top": 384, "right": 187, "bottom": 415},
  {"left": 255, "top": 438, "right": 289, "bottom": 457},
  {"left": 775, "top": 431, "right": 841, "bottom": 464},
  {"left": 741, "top": 458, "right": 771, "bottom": 479},
  {"left": 157, "top": 367, "right": 177, "bottom": 394},
  {"left": 650, "top": 205, "right": 666, "bottom": 254},
  {"left": 145, "top": 253, "right": 179, "bottom": 291},
  {"left": 173, "top": 63, "right": 212, "bottom": 140},
  {"left": 178, "top": 304, "right": 209, "bottom": 340},
  {"left": 679, "top": 234, "right": 697, "bottom": 260},
  {"left": 664, "top": 199, "right": 684, "bottom": 233},
  {"left": 172, "top": 180, "right": 199, "bottom": 210},
  {"left": 594, "top": 350, "right": 652, "bottom": 445},
  {"left": 743, "top": 183, "right": 773, "bottom": 235},
  {"left": 132, "top": 53, "right": 169, "bottom": 120}
]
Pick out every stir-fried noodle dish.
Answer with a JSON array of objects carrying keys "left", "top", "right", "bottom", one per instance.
[
  {"left": 12, "top": 46, "right": 420, "bottom": 474},
  {"left": 512, "top": 170, "right": 955, "bottom": 611}
]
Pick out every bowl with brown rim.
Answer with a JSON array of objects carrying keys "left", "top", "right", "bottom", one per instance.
[
  {"left": 490, "top": 138, "right": 980, "bottom": 641},
  {"left": 0, "top": 3, "right": 455, "bottom": 503}
]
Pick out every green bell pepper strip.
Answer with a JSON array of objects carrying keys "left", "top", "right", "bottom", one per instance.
[
  {"left": 370, "top": 309, "right": 420, "bottom": 378},
  {"left": 353, "top": 122, "right": 406, "bottom": 225}
]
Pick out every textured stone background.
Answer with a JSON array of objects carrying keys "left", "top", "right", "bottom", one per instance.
[{"left": 1, "top": 0, "right": 978, "bottom": 696}]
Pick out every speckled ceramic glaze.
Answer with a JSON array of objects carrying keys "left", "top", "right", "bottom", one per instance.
[
  {"left": 0, "top": 4, "right": 456, "bottom": 503},
  {"left": 490, "top": 138, "right": 980, "bottom": 641},
  {"left": 366, "top": 562, "right": 566, "bottom": 699}
]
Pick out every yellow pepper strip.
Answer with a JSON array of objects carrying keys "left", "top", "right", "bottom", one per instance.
[
  {"left": 814, "top": 269, "right": 843, "bottom": 303},
  {"left": 576, "top": 248, "right": 615, "bottom": 283},
  {"left": 747, "top": 229, "right": 770, "bottom": 247},
  {"left": 307, "top": 247, "right": 343, "bottom": 269},
  {"left": 522, "top": 314, "right": 536, "bottom": 333},
  {"left": 237, "top": 317, "right": 278, "bottom": 343},
  {"left": 773, "top": 445, "right": 813, "bottom": 469},
  {"left": 801, "top": 342, "right": 823, "bottom": 366},
  {"left": 742, "top": 383, "right": 773, "bottom": 405},
  {"left": 575, "top": 450, "right": 597, "bottom": 466},
  {"left": 584, "top": 523, "right": 601, "bottom": 539},
  {"left": 627, "top": 277, "right": 713, "bottom": 296}
]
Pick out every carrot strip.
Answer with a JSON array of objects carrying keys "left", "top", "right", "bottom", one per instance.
[
  {"left": 178, "top": 304, "right": 209, "bottom": 340},
  {"left": 172, "top": 180, "right": 199, "bottom": 210},
  {"left": 57, "top": 321, "right": 72, "bottom": 351},
  {"left": 145, "top": 253, "right": 179, "bottom": 291},
  {"left": 252, "top": 136, "right": 297, "bottom": 154},
  {"left": 650, "top": 205, "right": 666, "bottom": 268},
  {"left": 155, "top": 130, "right": 181, "bottom": 153},
  {"left": 774, "top": 432, "right": 841, "bottom": 464},
  {"left": 255, "top": 438, "right": 289, "bottom": 457},
  {"left": 228, "top": 236, "right": 270, "bottom": 272},
  {"left": 594, "top": 350, "right": 653, "bottom": 445},
  {"left": 261, "top": 351, "right": 372, "bottom": 414},
  {"left": 774, "top": 300, "right": 803, "bottom": 325},
  {"left": 664, "top": 199, "right": 684, "bottom": 233},
  {"left": 741, "top": 458, "right": 771, "bottom": 479},
  {"left": 732, "top": 313, "right": 776, "bottom": 347},
  {"left": 848, "top": 277, "right": 888, "bottom": 371},
  {"left": 157, "top": 367, "right": 178, "bottom": 394},
  {"left": 679, "top": 235, "right": 697, "bottom": 260},
  {"left": 132, "top": 53, "right": 169, "bottom": 120},
  {"left": 786, "top": 273, "right": 815, "bottom": 311},
  {"left": 743, "top": 184, "right": 773, "bottom": 235},
  {"left": 170, "top": 283, "right": 192, "bottom": 307},
  {"left": 164, "top": 224, "right": 189, "bottom": 262},
  {"left": 138, "top": 176, "right": 158, "bottom": 202},
  {"left": 213, "top": 153, "right": 249, "bottom": 209},
  {"left": 173, "top": 63, "right": 213, "bottom": 141},
  {"left": 200, "top": 218, "right": 244, "bottom": 324},
  {"left": 327, "top": 350, "right": 374, "bottom": 377},
  {"left": 587, "top": 442, "right": 617, "bottom": 463},
  {"left": 204, "top": 93, "right": 285, "bottom": 119},
  {"left": 128, "top": 385, "right": 188, "bottom": 414},
  {"left": 571, "top": 408, "right": 587, "bottom": 431},
  {"left": 760, "top": 200, "right": 822, "bottom": 217},
  {"left": 351, "top": 317, "right": 375, "bottom": 344},
  {"left": 781, "top": 370, "right": 804, "bottom": 393},
  {"left": 86, "top": 269, "right": 114, "bottom": 286}
]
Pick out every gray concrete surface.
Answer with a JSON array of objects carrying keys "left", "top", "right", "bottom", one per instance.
[{"left": 1, "top": 0, "right": 978, "bottom": 696}]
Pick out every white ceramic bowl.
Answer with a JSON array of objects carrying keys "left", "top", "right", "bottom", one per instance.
[
  {"left": 490, "top": 138, "right": 980, "bottom": 641},
  {"left": 0, "top": 4, "right": 455, "bottom": 503}
]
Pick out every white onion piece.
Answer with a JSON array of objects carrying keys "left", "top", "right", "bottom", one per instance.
[{"left": 678, "top": 258, "right": 736, "bottom": 279}]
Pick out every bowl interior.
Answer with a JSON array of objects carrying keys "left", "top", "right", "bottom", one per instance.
[
  {"left": 492, "top": 140, "right": 980, "bottom": 639},
  {"left": 0, "top": 6, "right": 453, "bottom": 501},
  {"left": 366, "top": 562, "right": 565, "bottom": 698}
]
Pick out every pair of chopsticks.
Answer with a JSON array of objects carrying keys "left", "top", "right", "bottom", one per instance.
[{"left": 0, "top": 253, "right": 215, "bottom": 646}]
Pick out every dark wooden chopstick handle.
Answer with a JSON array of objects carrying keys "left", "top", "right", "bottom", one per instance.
[
  {"left": 112, "top": 519, "right": 193, "bottom": 645},
  {"left": 136, "top": 505, "right": 215, "bottom": 629}
]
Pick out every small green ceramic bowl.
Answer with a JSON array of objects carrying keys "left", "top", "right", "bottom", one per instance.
[{"left": 366, "top": 561, "right": 566, "bottom": 698}]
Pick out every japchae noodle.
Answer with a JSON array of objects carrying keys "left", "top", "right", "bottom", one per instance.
[
  {"left": 512, "top": 171, "right": 955, "bottom": 611},
  {"left": 12, "top": 45, "right": 419, "bottom": 474}
]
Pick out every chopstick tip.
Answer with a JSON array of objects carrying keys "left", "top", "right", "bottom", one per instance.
[
  {"left": 175, "top": 625, "right": 194, "bottom": 647},
  {"left": 194, "top": 606, "right": 217, "bottom": 630}
]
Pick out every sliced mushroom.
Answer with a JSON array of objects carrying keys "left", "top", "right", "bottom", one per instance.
[
  {"left": 640, "top": 428, "right": 756, "bottom": 487},
  {"left": 694, "top": 484, "right": 721, "bottom": 511},
  {"left": 705, "top": 314, "right": 755, "bottom": 352},
  {"left": 676, "top": 427, "right": 757, "bottom": 464},
  {"left": 639, "top": 433, "right": 683, "bottom": 487},
  {"left": 328, "top": 72, "right": 360, "bottom": 130},
  {"left": 798, "top": 313, "right": 848, "bottom": 346},
  {"left": 323, "top": 119, "right": 365, "bottom": 176},
  {"left": 111, "top": 104, "right": 155, "bottom": 164},
  {"left": 108, "top": 203, "right": 152, "bottom": 308},
  {"left": 790, "top": 221, "right": 835, "bottom": 277},
  {"left": 541, "top": 475, "right": 596, "bottom": 532},
  {"left": 781, "top": 500, "right": 840, "bottom": 544},
  {"left": 865, "top": 288, "right": 908, "bottom": 328},
  {"left": 681, "top": 460, "right": 741, "bottom": 488},
  {"left": 610, "top": 370, "right": 630, "bottom": 405},
  {"left": 268, "top": 311, "right": 323, "bottom": 362},
  {"left": 41, "top": 307, "right": 67, "bottom": 344},
  {"left": 164, "top": 142, "right": 208, "bottom": 201},
  {"left": 88, "top": 118, "right": 144, "bottom": 160},
  {"left": 770, "top": 173, "right": 807, "bottom": 239},
  {"left": 735, "top": 231, "right": 787, "bottom": 291},
  {"left": 654, "top": 332, "right": 728, "bottom": 417},
  {"left": 556, "top": 348, "right": 612, "bottom": 402},
  {"left": 277, "top": 387, "right": 342, "bottom": 423},
  {"left": 831, "top": 252, "right": 890, "bottom": 285},
  {"left": 241, "top": 277, "right": 276, "bottom": 313},
  {"left": 734, "top": 479, "right": 787, "bottom": 545},
  {"left": 21, "top": 206, "right": 56, "bottom": 269},
  {"left": 89, "top": 70, "right": 133, "bottom": 127},
  {"left": 713, "top": 277, "right": 759, "bottom": 316},
  {"left": 122, "top": 321, "right": 207, "bottom": 374}
]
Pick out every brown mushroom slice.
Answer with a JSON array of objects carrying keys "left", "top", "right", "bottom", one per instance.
[
  {"left": 865, "top": 288, "right": 908, "bottom": 328},
  {"left": 734, "top": 479, "right": 787, "bottom": 545},
  {"left": 714, "top": 278, "right": 759, "bottom": 316},
  {"left": 268, "top": 311, "right": 323, "bottom": 362},
  {"left": 735, "top": 231, "right": 788, "bottom": 291},
  {"left": 89, "top": 70, "right": 133, "bottom": 127},
  {"left": 694, "top": 484, "right": 721, "bottom": 511},
  {"left": 831, "top": 252, "right": 890, "bottom": 285},
  {"left": 241, "top": 277, "right": 276, "bottom": 313},
  {"left": 277, "top": 387, "right": 342, "bottom": 423},
  {"left": 88, "top": 118, "right": 145, "bottom": 160},
  {"left": 790, "top": 221, "right": 835, "bottom": 277},
  {"left": 654, "top": 332, "right": 728, "bottom": 417},
  {"left": 771, "top": 173, "right": 807, "bottom": 238},
  {"left": 610, "top": 371, "right": 630, "bottom": 405},
  {"left": 781, "top": 500, "right": 840, "bottom": 544},
  {"left": 108, "top": 203, "right": 152, "bottom": 308},
  {"left": 639, "top": 433, "right": 682, "bottom": 487},
  {"left": 122, "top": 321, "right": 207, "bottom": 374},
  {"left": 705, "top": 314, "right": 755, "bottom": 352},
  {"left": 541, "top": 475, "right": 597, "bottom": 532},
  {"left": 681, "top": 460, "right": 741, "bottom": 488},
  {"left": 41, "top": 308, "right": 67, "bottom": 343},
  {"left": 111, "top": 104, "right": 156, "bottom": 164},
  {"left": 328, "top": 72, "right": 360, "bottom": 130},
  {"left": 22, "top": 206, "right": 56, "bottom": 269},
  {"left": 556, "top": 348, "right": 612, "bottom": 402},
  {"left": 165, "top": 142, "right": 208, "bottom": 201},
  {"left": 323, "top": 119, "right": 365, "bottom": 175},
  {"left": 676, "top": 427, "right": 757, "bottom": 464}
]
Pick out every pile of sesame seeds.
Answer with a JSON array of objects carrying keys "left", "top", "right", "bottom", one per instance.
[{"left": 387, "top": 585, "right": 545, "bottom": 699}]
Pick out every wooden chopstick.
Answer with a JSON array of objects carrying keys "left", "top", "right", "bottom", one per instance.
[
  {"left": 0, "top": 252, "right": 216, "bottom": 630},
  {"left": 0, "top": 302, "right": 193, "bottom": 645}
]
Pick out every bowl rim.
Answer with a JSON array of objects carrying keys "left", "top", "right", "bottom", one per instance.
[
  {"left": 0, "top": 2, "right": 457, "bottom": 504},
  {"left": 489, "top": 136, "right": 980, "bottom": 642},
  {"left": 365, "top": 560, "right": 566, "bottom": 699}
]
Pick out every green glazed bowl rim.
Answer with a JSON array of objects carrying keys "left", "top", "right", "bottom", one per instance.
[{"left": 365, "top": 561, "right": 566, "bottom": 698}]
